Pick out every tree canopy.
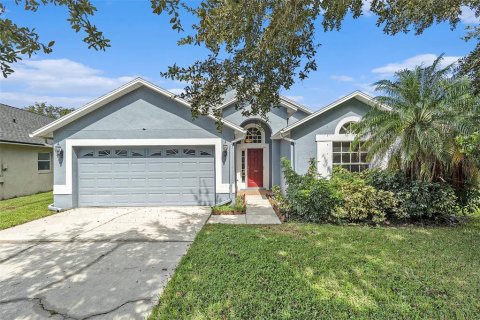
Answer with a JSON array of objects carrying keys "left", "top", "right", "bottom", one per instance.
[
  {"left": 24, "top": 102, "right": 75, "bottom": 119},
  {"left": 1, "top": 0, "right": 479, "bottom": 120}
]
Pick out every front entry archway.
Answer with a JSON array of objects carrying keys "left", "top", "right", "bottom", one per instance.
[{"left": 236, "top": 121, "right": 271, "bottom": 190}]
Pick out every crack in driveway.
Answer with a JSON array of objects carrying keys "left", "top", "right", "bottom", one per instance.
[{"left": 38, "top": 242, "right": 124, "bottom": 292}]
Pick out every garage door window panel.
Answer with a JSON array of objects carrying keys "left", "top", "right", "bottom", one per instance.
[
  {"left": 98, "top": 149, "right": 111, "bottom": 157},
  {"left": 183, "top": 148, "right": 196, "bottom": 156},
  {"left": 166, "top": 148, "right": 179, "bottom": 156}
]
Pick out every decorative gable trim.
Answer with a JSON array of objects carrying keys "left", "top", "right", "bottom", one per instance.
[{"left": 271, "top": 91, "right": 389, "bottom": 139}]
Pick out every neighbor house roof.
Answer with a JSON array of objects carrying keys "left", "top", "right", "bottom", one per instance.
[
  {"left": 0, "top": 103, "right": 54, "bottom": 146},
  {"left": 31, "top": 78, "right": 246, "bottom": 138},
  {"left": 271, "top": 91, "right": 389, "bottom": 139}
]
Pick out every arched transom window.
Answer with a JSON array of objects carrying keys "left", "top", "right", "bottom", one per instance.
[
  {"left": 244, "top": 127, "right": 262, "bottom": 143},
  {"left": 339, "top": 121, "right": 356, "bottom": 134}
]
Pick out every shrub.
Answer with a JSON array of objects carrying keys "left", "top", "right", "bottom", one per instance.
[
  {"left": 457, "top": 182, "right": 480, "bottom": 215},
  {"left": 363, "top": 169, "right": 460, "bottom": 221},
  {"left": 330, "top": 167, "right": 402, "bottom": 223},
  {"left": 281, "top": 158, "right": 341, "bottom": 223}
]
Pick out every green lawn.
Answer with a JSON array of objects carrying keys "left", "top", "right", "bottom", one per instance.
[
  {"left": 151, "top": 216, "right": 480, "bottom": 319},
  {"left": 0, "top": 192, "right": 55, "bottom": 230}
]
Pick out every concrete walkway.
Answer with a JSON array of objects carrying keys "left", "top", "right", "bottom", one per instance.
[
  {"left": 0, "top": 206, "right": 210, "bottom": 320},
  {"left": 208, "top": 195, "right": 281, "bottom": 224}
]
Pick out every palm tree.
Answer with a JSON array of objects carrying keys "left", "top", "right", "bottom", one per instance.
[{"left": 355, "top": 56, "right": 479, "bottom": 184}]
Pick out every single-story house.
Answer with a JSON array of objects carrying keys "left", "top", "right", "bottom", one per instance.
[
  {"left": 1, "top": 103, "right": 54, "bottom": 200},
  {"left": 31, "top": 78, "right": 382, "bottom": 209}
]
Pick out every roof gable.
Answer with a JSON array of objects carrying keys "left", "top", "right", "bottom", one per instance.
[
  {"left": 216, "top": 93, "right": 313, "bottom": 115},
  {"left": 272, "top": 91, "right": 388, "bottom": 138},
  {"left": 31, "top": 78, "right": 246, "bottom": 138}
]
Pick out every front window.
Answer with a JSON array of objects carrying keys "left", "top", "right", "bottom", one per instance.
[
  {"left": 339, "top": 121, "right": 356, "bottom": 134},
  {"left": 332, "top": 141, "right": 369, "bottom": 172},
  {"left": 244, "top": 127, "right": 262, "bottom": 143},
  {"left": 38, "top": 152, "right": 51, "bottom": 171}
]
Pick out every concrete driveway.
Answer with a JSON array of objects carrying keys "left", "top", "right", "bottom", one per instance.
[{"left": 0, "top": 207, "right": 210, "bottom": 319}]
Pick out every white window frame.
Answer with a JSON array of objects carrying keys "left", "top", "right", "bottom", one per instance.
[{"left": 38, "top": 152, "right": 52, "bottom": 172}]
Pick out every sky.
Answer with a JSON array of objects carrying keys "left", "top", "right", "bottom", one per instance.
[{"left": 0, "top": 1, "right": 478, "bottom": 111}]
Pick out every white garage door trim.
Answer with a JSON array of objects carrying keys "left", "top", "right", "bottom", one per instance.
[{"left": 54, "top": 138, "right": 228, "bottom": 195}]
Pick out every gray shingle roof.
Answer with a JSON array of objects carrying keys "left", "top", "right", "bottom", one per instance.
[{"left": 0, "top": 103, "right": 54, "bottom": 146}]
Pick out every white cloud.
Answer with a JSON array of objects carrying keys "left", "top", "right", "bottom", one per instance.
[
  {"left": 371, "top": 54, "right": 460, "bottom": 76},
  {"left": 0, "top": 91, "right": 92, "bottom": 107},
  {"left": 331, "top": 75, "right": 354, "bottom": 82},
  {"left": 284, "top": 95, "right": 304, "bottom": 102},
  {"left": 460, "top": 6, "right": 480, "bottom": 24},
  {"left": 362, "top": 0, "right": 373, "bottom": 17},
  {"left": 0, "top": 58, "right": 137, "bottom": 95}
]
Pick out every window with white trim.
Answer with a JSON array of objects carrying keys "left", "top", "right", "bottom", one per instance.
[
  {"left": 38, "top": 152, "right": 51, "bottom": 171},
  {"left": 339, "top": 121, "right": 356, "bottom": 134},
  {"left": 244, "top": 127, "right": 262, "bottom": 143},
  {"left": 332, "top": 141, "right": 369, "bottom": 172}
]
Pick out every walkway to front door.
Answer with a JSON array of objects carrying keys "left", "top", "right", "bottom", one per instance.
[{"left": 208, "top": 194, "right": 281, "bottom": 224}]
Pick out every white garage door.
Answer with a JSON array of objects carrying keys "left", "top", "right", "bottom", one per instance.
[{"left": 77, "top": 146, "right": 215, "bottom": 206}]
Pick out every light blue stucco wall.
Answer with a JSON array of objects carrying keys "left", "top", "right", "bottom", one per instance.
[
  {"left": 53, "top": 86, "right": 235, "bottom": 208},
  {"left": 291, "top": 99, "right": 371, "bottom": 174},
  {"left": 223, "top": 102, "right": 309, "bottom": 189}
]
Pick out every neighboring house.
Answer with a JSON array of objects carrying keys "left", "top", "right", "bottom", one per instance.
[
  {"left": 31, "top": 78, "right": 380, "bottom": 209},
  {"left": 0, "top": 104, "right": 54, "bottom": 200}
]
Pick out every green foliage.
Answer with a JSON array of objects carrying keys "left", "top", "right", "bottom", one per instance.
[
  {"left": 0, "top": 1, "right": 110, "bottom": 78},
  {"left": 355, "top": 56, "right": 480, "bottom": 184},
  {"left": 211, "top": 195, "right": 246, "bottom": 214},
  {"left": 0, "top": 192, "right": 54, "bottom": 230},
  {"left": 280, "top": 158, "right": 341, "bottom": 223},
  {"left": 363, "top": 169, "right": 461, "bottom": 221},
  {"left": 280, "top": 158, "right": 463, "bottom": 224},
  {"left": 154, "top": 0, "right": 480, "bottom": 122},
  {"left": 330, "top": 167, "right": 402, "bottom": 223},
  {"left": 151, "top": 222, "right": 480, "bottom": 319},
  {"left": 24, "top": 102, "right": 75, "bottom": 119}
]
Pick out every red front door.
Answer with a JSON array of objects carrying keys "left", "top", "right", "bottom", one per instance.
[{"left": 247, "top": 149, "right": 263, "bottom": 188}]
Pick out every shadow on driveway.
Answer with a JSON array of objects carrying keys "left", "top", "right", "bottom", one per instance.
[{"left": 0, "top": 206, "right": 210, "bottom": 319}]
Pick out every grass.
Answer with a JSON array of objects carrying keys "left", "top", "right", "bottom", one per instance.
[
  {"left": 0, "top": 192, "right": 55, "bottom": 230},
  {"left": 151, "top": 214, "right": 480, "bottom": 319},
  {"left": 212, "top": 195, "right": 246, "bottom": 215}
]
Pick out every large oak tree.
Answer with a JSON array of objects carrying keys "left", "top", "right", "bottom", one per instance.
[{"left": 1, "top": 0, "right": 479, "bottom": 119}]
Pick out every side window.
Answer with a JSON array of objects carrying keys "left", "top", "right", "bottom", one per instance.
[{"left": 38, "top": 152, "right": 51, "bottom": 171}]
